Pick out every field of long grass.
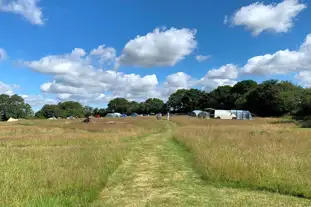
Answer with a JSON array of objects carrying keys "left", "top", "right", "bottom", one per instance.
[
  {"left": 0, "top": 118, "right": 165, "bottom": 206},
  {"left": 172, "top": 117, "right": 311, "bottom": 199},
  {"left": 1, "top": 116, "right": 311, "bottom": 206}
]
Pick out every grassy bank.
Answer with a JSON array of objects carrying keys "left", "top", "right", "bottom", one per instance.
[
  {"left": 172, "top": 117, "right": 311, "bottom": 198},
  {"left": 0, "top": 118, "right": 165, "bottom": 206}
]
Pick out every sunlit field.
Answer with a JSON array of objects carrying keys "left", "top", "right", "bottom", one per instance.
[
  {"left": 0, "top": 118, "right": 165, "bottom": 206},
  {"left": 173, "top": 117, "right": 311, "bottom": 199},
  {"left": 1, "top": 116, "right": 311, "bottom": 206}
]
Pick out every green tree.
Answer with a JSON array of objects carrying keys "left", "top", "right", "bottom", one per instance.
[
  {"left": 107, "top": 98, "right": 129, "bottom": 114},
  {"left": 128, "top": 101, "right": 139, "bottom": 114},
  {"left": 58, "top": 101, "right": 85, "bottom": 117},
  {"left": 98, "top": 108, "right": 107, "bottom": 117},
  {"left": 231, "top": 80, "right": 258, "bottom": 95},
  {"left": 137, "top": 102, "right": 146, "bottom": 114},
  {"left": 36, "top": 104, "right": 65, "bottom": 118},
  {"left": 167, "top": 89, "right": 204, "bottom": 113},
  {"left": 34, "top": 110, "right": 45, "bottom": 119},
  {"left": 24, "top": 104, "right": 34, "bottom": 118},
  {"left": 84, "top": 106, "right": 94, "bottom": 117},
  {"left": 0, "top": 94, "right": 33, "bottom": 120},
  {"left": 144, "top": 98, "right": 164, "bottom": 114},
  {"left": 209, "top": 85, "right": 235, "bottom": 109}
]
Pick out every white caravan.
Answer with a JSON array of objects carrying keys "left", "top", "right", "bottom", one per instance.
[{"left": 212, "top": 110, "right": 236, "bottom": 119}]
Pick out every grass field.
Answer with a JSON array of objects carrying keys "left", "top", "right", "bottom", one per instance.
[
  {"left": 1, "top": 117, "right": 311, "bottom": 206},
  {"left": 0, "top": 118, "right": 166, "bottom": 206},
  {"left": 173, "top": 118, "right": 311, "bottom": 199}
]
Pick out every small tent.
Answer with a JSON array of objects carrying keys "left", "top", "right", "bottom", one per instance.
[
  {"left": 198, "top": 111, "right": 210, "bottom": 119},
  {"left": 48, "top": 117, "right": 57, "bottom": 120},
  {"left": 7, "top": 117, "right": 19, "bottom": 122},
  {"left": 189, "top": 110, "right": 202, "bottom": 117},
  {"left": 131, "top": 113, "right": 138, "bottom": 117},
  {"left": 105, "top": 113, "right": 121, "bottom": 118}
]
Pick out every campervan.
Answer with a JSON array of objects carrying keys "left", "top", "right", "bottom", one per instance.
[{"left": 209, "top": 109, "right": 236, "bottom": 119}]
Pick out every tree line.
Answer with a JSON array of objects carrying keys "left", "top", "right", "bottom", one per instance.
[{"left": 1, "top": 79, "right": 311, "bottom": 120}]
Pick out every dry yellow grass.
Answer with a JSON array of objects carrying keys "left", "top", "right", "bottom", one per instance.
[
  {"left": 1, "top": 116, "right": 310, "bottom": 206},
  {"left": 173, "top": 116, "right": 311, "bottom": 198},
  {"left": 0, "top": 117, "right": 165, "bottom": 206}
]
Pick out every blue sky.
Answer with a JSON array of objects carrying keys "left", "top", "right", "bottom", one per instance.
[{"left": 0, "top": 0, "right": 310, "bottom": 109}]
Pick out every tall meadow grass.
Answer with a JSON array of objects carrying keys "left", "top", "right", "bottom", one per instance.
[
  {"left": 173, "top": 117, "right": 311, "bottom": 198},
  {"left": 0, "top": 118, "right": 165, "bottom": 206}
]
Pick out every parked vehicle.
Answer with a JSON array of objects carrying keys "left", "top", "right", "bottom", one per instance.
[{"left": 207, "top": 109, "right": 236, "bottom": 119}]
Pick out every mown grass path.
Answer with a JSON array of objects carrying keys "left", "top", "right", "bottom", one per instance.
[{"left": 91, "top": 122, "right": 311, "bottom": 206}]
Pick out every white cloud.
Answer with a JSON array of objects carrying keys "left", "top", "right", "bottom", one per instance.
[
  {"left": 23, "top": 39, "right": 241, "bottom": 105},
  {"left": 0, "top": 81, "right": 16, "bottom": 95},
  {"left": 21, "top": 94, "right": 57, "bottom": 106},
  {"left": 207, "top": 64, "right": 239, "bottom": 79},
  {"left": 230, "top": 0, "right": 306, "bottom": 36},
  {"left": 90, "top": 45, "right": 116, "bottom": 65},
  {"left": 0, "top": 0, "right": 44, "bottom": 25},
  {"left": 117, "top": 27, "right": 197, "bottom": 68},
  {"left": 160, "top": 72, "right": 197, "bottom": 98},
  {"left": 295, "top": 71, "right": 311, "bottom": 87},
  {"left": 0, "top": 48, "right": 7, "bottom": 61},
  {"left": 196, "top": 55, "right": 211, "bottom": 62},
  {"left": 242, "top": 33, "right": 311, "bottom": 75},
  {"left": 199, "top": 77, "right": 237, "bottom": 92},
  {"left": 56, "top": 93, "right": 111, "bottom": 106}
]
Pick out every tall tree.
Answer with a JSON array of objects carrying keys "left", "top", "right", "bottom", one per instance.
[
  {"left": 0, "top": 94, "right": 33, "bottom": 120},
  {"left": 84, "top": 106, "right": 94, "bottom": 117},
  {"left": 37, "top": 104, "right": 65, "bottom": 118},
  {"left": 137, "top": 102, "right": 146, "bottom": 114},
  {"left": 107, "top": 98, "right": 129, "bottom": 114},
  {"left": 128, "top": 101, "right": 139, "bottom": 114},
  {"left": 144, "top": 98, "right": 164, "bottom": 114},
  {"left": 209, "top": 85, "right": 235, "bottom": 109},
  {"left": 58, "top": 101, "right": 85, "bottom": 117},
  {"left": 167, "top": 89, "right": 204, "bottom": 113}
]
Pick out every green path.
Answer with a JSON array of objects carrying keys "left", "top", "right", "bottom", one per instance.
[{"left": 92, "top": 123, "right": 311, "bottom": 206}]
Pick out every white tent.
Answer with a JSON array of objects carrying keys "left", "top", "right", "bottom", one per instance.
[
  {"left": 105, "top": 113, "right": 121, "bottom": 118},
  {"left": 48, "top": 117, "right": 57, "bottom": 120},
  {"left": 7, "top": 117, "right": 19, "bottom": 122}
]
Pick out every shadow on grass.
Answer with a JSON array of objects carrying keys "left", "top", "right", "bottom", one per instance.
[
  {"left": 292, "top": 116, "right": 311, "bottom": 128},
  {"left": 269, "top": 120, "right": 296, "bottom": 124},
  {"left": 269, "top": 116, "right": 311, "bottom": 128}
]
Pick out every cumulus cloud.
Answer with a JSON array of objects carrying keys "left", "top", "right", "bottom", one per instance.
[
  {"left": 199, "top": 77, "right": 237, "bottom": 92},
  {"left": 0, "top": 81, "right": 16, "bottom": 95},
  {"left": 56, "top": 93, "right": 111, "bottom": 106},
  {"left": 117, "top": 27, "right": 197, "bottom": 68},
  {"left": 159, "top": 72, "right": 197, "bottom": 98},
  {"left": 90, "top": 45, "right": 116, "bottom": 65},
  {"left": 196, "top": 55, "right": 211, "bottom": 62},
  {"left": 242, "top": 33, "right": 311, "bottom": 75},
  {"left": 295, "top": 71, "right": 311, "bottom": 88},
  {"left": 21, "top": 94, "right": 57, "bottom": 106},
  {"left": 24, "top": 46, "right": 161, "bottom": 104},
  {"left": 229, "top": 0, "right": 306, "bottom": 36},
  {"left": 0, "top": 0, "right": 44, "bottom": 25},
  {"left": 25, "top": 46, "right": 240, "bottom": 104},
  {"left": 23, "top": 32, "right": 240, "bottom": 105},
  {"left": 207, "top": 64, "right": 239, "bottom": 79}
]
